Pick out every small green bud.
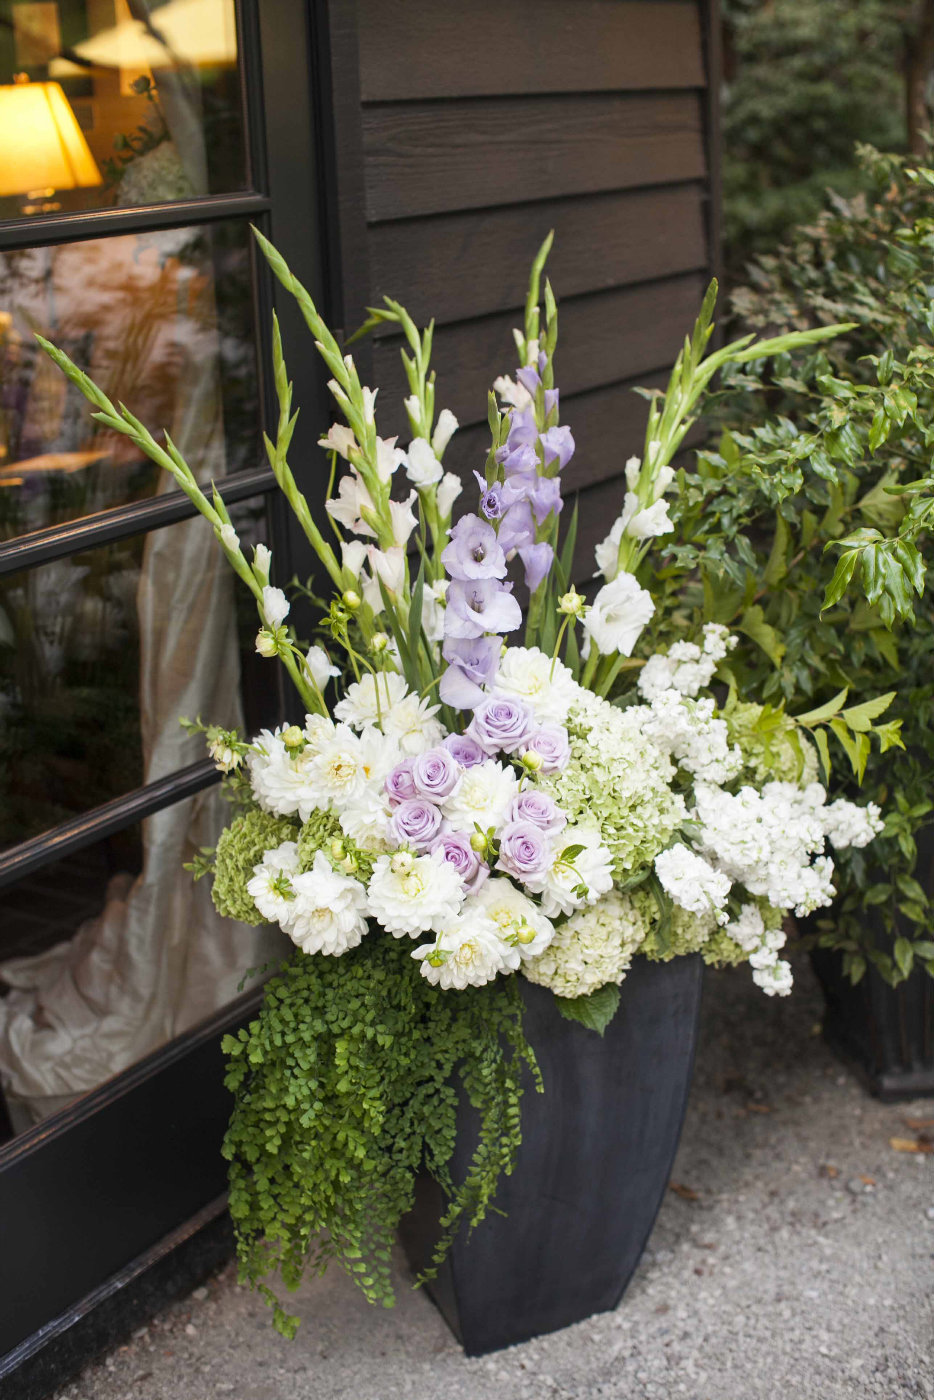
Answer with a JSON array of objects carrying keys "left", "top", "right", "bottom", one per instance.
[
  {"left": 521, "top": 748, "right": 544, "bottom": 773},
  {"left": 469, "top": 831, "right": 487, "bottom": 854},
  {"left": 370, "top": 631, "right": 389, "bottom": 653},
  {"left": 516, "top": 921, "right": 536, "bottom": 945},
  {"left": 343, "top": 589, "right": 361, "bottom": 611},
  {"left": 255, "top": 627, "right": 278, "bottom": 658},
  {"left": 282, "top": 725, "right": 304, "bottom": 750},
  {"left": 330, "top": 837, "right": 346, "bottom": 860},
  {"left": 558, "top": 585, "right": 584, "bottom": 617}
]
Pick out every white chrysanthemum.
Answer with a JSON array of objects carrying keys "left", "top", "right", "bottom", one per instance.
[
  {"left": 367, "top": 850, "right": 464, "bottom": 938},
  {"left": 654, "top": 844, "right": 731, "bottom": 924},
  {"left": 523, "top": 888, "right": 650, "bottom": 998},
  {"left": 286, "top": 851, "right": 369, "bottom": 955},
  {"left": 334, "top": 672, "right": 409, "bottom": 729},
  {"left": 382, "top": 691, "right": 444, "bottom": 754},
  {"left": 413, "top": 909, "right": 516, "bottom": 990},
  {"left": 473, "top": 877, "right": 555, "bottom": 960},
  {"left": 525, "top": 823, "right": 614, "bottom": 919},
  {"left": 493, "top": 646, "right": 578, "bottom": 725},
  {"left": 246, "top": 841, "right": 301, "bottom": 923},
  {"left": 441, "top": 759, "right": 519, "bottom": 833},
  {"left": 821, "top": 798, "right": 884, "bottom": 850}
]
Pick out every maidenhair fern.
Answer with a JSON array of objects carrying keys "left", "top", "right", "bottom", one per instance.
[{"left": 222, "top": 934, "right": 539, "bottom": 1336}]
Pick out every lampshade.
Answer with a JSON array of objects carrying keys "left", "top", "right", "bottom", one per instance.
[
  {"left": 0, "top": 78, "right": 102, "bottom": 198},
  {"left": 49, "top": 0, "right": 237, "bottom": 75}
]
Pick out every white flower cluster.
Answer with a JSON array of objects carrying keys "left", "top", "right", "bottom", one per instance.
[
  {"left": 524, "top": 889, "right": 650, "bottom": 998},
  {"left": 723, "top": 904, "right": 793, "bottom": 997},
  {"left": 638, "top": 623, "right": 736, "bottom": 702},
  {"left": 640, "top": 690, "right": 743, "bottom": 786}
]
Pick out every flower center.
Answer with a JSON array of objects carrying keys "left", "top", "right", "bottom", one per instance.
[{"left": 453, "top": 940, "right": 477, "bottom": 968}]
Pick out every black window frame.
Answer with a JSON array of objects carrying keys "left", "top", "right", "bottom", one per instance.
[{"left": 0, "top": 0, "right": 339, "bottom": 1382}]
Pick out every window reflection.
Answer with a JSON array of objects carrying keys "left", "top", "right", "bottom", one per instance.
[
  {"left": 0, "top": 0, "right": 246, "bottom": 220},
  {"left": 0, "top": 219, "right": 260, "bottom": 536}
]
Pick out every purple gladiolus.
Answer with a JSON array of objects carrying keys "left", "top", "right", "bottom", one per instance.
[
  {"left": 441, "top": 514, "right": 507, "bottom": 581},
  {"left": 516, "top": 364, "right": 541, "bottom": 397},
  {"left": 504, "top": 790, "right": 567, "bottom": 835},
  {"left": 412, "top": 746, "right": 462, "bottom": 802},
  {"left": 442, "top": 732, "right": 487, "bottom": 768},
  {"left": 497, "top": 501, "right": 535, "bottom": 555},
  {"left": 385, "top": 758, "right": 417, "bottom": 806},
  {"left": 544, "top": 388, "right": 558, "bottom": 417},
  {"left": 467, "top": 695, "right": 534, "bottom": 755},
  {"left": 430, "top": 830, "right": 489, "bottom": 894},
  {"left": 523, "top": 723, "right": 571, "bottom": 773},
  {"left": 474, "top": 471, "right": 505, "bottom": 520},
  {"left": 504, "top": 408, "right": 538, "bottom": 449},
  {"left": 540, "top": 425, "right": 575, "bottom": 470},
  {"left": 499, "top": 441, "right": 539, "bottom": 477},
  {"left": 388, "top": 798, "right": 444, "bottom": 851},
  {"left": 527, "top": 475, "right": 562, "bottom": 524},
  {"left": 495, "top": 820, "right": 552, "bottom": 882},
  {"left": 518, "top": 541, "right": 554, "bottom": 593},
  {"left": 445, "top": 578, "right": 522, "bottom": 640}
]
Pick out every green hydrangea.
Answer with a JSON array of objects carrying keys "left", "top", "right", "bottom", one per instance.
[
  {"left": 726, "top": 701, "right": 818, "bottom": 785},
  {"left": 212, "top": 807, "right": 299, "bottom": 924},
  {"left": 296, "top": 809, "right": 379, "bottom": 883},
  {"left": 541, "top": 696, "right": 684, "bottom": 880},
  {"left": 699, "top": 929, "right": 748, "bottom": 967}
]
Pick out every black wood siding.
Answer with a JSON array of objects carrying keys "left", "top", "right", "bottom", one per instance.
[{"left": 328, "top": 0, "right": 720, "bottom": 578}]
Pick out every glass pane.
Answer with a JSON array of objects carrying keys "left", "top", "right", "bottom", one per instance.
[
  {"left": 0, "top": 0, "right": 246, "bottom": 221},
  {"left": 0, "top": 491, "right": 274, "bottom": 845},
  {"left": 0, "top": 218, "right": 260, "bottom": 537}
]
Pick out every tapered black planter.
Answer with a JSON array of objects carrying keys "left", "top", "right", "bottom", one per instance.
[
  {"left": 399, "top": 954, "right": 704, "bottom": 1354},
  {"left": 811, "top": 946, "right": 934, "bottom": 1100}
]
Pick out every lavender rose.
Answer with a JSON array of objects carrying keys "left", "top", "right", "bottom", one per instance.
[
  {"left": 442, "top": 733, "right": 486, "bottom": 768},
  {"left": 523, "top": 723, "right": 571, "bottom": 773},
  {"left": 412, "top": 746, "right": 462, "bottom": 802},
  {"left": 495, "top": 820, "right": 552, "bottom": 883},
  {"left": 430, "top": 830, "right": 489, "bottom": 894},
  {"left": 504, "top": 790, "right": 567, "bottom": 836},
  {"left": 467, "top": 695, "right": 534, "bottom": 755},
  {"left": 388, "top": 798, "right": 444, "bottom": 851},
  {"left": 385, "top": 758, "right": 417, "bottom": 806}
]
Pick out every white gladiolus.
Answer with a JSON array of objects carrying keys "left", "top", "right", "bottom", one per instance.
[
  {"left": 389, "top": 490, "right": 419, "bottom": 547},
  {"left": 493, "top": 374, "right": 534, "bottom": 411},
  {"left": 375, "top": 435, "right": 406, "bottom": 482},
  {"left": 340, "top": 539, "right": 368, "bottom": 579},
  {"left": 261, "top": 585, "right": 290, "bottom": 630},
  {"left": 581, "top": 572, "right": 654, "bottom": 657},
  {"left": 253, "top": 542, "right": 272, "bottom": 586},
  {"left": 361, "top": 386, "right": 378, "bottom": 423},
  {"left": 318, "top": 423, "right": 357, "bottom": 460},
  {"left": 326, "top": 472, "right": 376, "bottom": 537},
  {"left": 431, "top": 408, "right": 459, "bottom": 456},
  {"left": 627, "top": 497, "right": 673, "bottom": 540},
  {"left": 368, "top": 544, "right": 406, "bottom": 596},
  {"left": 436, "top": 471, "right": 463, "bottom": 519},
  {"left": 405, "top": 437, "right": 443, "bottom": 487},
  {"left": 217, "top": 522, "right": 239, "bottom": 551}
]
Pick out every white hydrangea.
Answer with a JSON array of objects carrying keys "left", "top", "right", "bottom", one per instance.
[
  {"left": 654, "top": 844, "right": 731, "bottom": 924},
  {"left": 493, "top": 646, "right": 578, "bottom": 725},
  {"left": 246, "top": 841, "right": 301, "bottom": 923},
  {"left": 287, "top": 852, "right": 369, "bottom": 955},
  {"left": 638, "top": 624, "right": 737, "bottom": 702},
  {"left": 473, "top": 878, "right": 555, "bottom": 960},
  {"left": 524, "top": 822, "right": 614, "bottom": 919},
  {"left": 523, "top": 888, "right": 650, "bottom": 998},
  {"left": 413, "top": 909, "right": 517, "bottom": 990},
  {"left": 640, "top": 690, "right": 743, "bottom": 785},
  {"left": 821, "top": 798, "right": 884, "bottom": 849},
  {"left": 367, "top": 849, "right": 463, "bottom": 938},
  {"left": 441, "top": 759, "right": 519, "bottom": 833}
]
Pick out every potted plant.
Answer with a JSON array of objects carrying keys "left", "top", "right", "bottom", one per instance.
[{"left": 38, "top": 235, "right": 882, "bottom": 1351}]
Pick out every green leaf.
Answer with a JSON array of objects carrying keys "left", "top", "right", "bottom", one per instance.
[
  {"left": 795, "top": 688, "right": 849, "bottom": 726},
  {"left": 554, "top": 983, "right": 621, "bottom": 1036},
  {"left": 840, "top": 691, "right": 896, "bottom": 732},
  {"left": 763, "top": 511, "right": 790, "bottom": 586},
  {"left": 813, "top": 726, "right": 832, "bottom": 782},
  {"left": 738, "top": 605, "right": 785, "bottom": 667},
  {"left": 821, "top": 550, "right": 858, "bottom": 612},
  {"left": 894, "top": 937, "right": 914, "bottom": 979}
]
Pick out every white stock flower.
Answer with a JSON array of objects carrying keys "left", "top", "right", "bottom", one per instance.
[
  {"left": 654, "top": 844, "right": 731, "bottom": 924},
  {"left": 493, "top": 646, "right": 577, "bottom": 725},
  {"left": 287, "top": 851, "right": 369, "bottom": 955},
  {"left": 641, "top": 691, "right": 742, "bottom": 785},
  {"left": 725, "top": 903, "right": 766, "bottom": 953},
  {"left": 367, "top": 850, "right": 463, "bottom": 938},
  {"left": 525, "top": 823, "right": 614, "bottom": 919},
  {"left": 375, "top": 435, "right": 406, "bottom": 482},
  {"left": 303, "top": 645, "right": 340, "bottom": 695},
  {"left": 261, "top": 585, "right": 289, "bottom": 630},
  {"left": 752, "top": 959, "right": 794, "bottom": 997},
  {"left": 581, "top": 572, "right": 654, "bottom": 657},
  {"left": 638, "top": 626, "right": 737, "bottom": 703},
  {"left": 413, "top": 909, "right": 514, "bottom": 989},
  {"left": 318, "top": 423, "right": 357, "bottom": 460},
  {"left": 405, "top": 437, "right": 443, "bottom": 487},
  {"left": 326, "top": 472, "right": 376, "bottom": 537},
  {"left": 473, "top": 878, "right": 555, "bottom": 960},
  {"left": 436, "top": 471, "right": 463, "bottom": 519},
  {"left": 821, "top": 798, "right": 884, "bottom": 850},
  {"left": 441, "top": 759, "right": 519, "bottom": 832},
  {"left": 431, "top": 408, "right": 459, "bottom": 456}
]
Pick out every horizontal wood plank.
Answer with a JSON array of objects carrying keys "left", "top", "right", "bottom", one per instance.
[
  {"left": 363, "top": 92, "right": 705, "bottom": 221},
  {"left": 357, "top": 1, "right": 704, "bottom": 101},
  {"left": 373, "top": 273, "right": 707, "bottom": 434},
  {"left": 368, "top": 185, "right": 707, "bottom": 327}
]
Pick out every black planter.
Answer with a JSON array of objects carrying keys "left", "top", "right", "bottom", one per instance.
[
  {"left": 811, "top": 946, "right": 934, "bottom": 1100},
  {"left": 399, "top": 954, "right": 703, "bottom": 1355}
]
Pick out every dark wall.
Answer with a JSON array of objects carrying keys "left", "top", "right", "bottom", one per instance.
[{"left": 329, "top": 0, "right": 719, "bottom": 577}]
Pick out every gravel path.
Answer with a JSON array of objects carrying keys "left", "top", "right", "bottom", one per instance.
[{"left": 57, "top": 957, "right": 934, "bottom": 1400}]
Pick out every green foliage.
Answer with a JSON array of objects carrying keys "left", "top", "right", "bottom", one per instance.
[
  {"left": 555, "top": 983, "right": 620, "bottom": 1035},
  {"left": 222, "top": 936, "right": 539, "bottom": 1336},
  {"left": 660, "top": 147, "right": 934, "bottom": 983},
  {"left": 722, "top": 0, "right": 908, "bottom": 272}
]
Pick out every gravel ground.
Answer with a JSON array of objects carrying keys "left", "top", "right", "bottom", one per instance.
[{"left": 58, "top": 957, "right": 934, "bottom": 1400}]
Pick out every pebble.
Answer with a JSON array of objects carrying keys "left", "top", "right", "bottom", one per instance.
[{"left": 192, "top": 1286, "right": 209, "bottom": 1301}]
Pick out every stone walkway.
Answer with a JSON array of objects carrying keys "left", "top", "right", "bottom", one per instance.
[{"left": 58, "top": 958, "right": 934, "bottom": 1400}]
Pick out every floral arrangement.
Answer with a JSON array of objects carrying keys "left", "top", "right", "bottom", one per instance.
[{"left": 40, "top": 233, "right": 883, "bottom": 1331}]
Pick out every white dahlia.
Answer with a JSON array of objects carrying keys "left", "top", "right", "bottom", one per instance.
[
  {"left": 493, "top": 646, "right": 578, "bottom": 725},
  {"left": 441, "top": 760, "right": 519, "bottom": 834},
  {"left": 413, "top": 910, "right": 514, "bottom": 990},
  {"left": 367, "top": 849, "right": 463, "bottom": 938},
  {"left": 473, "top": 877, "right": 555, "bottom": 959},
  {"left": 287, "top": 852, "right": 369, "bottom": 955}
]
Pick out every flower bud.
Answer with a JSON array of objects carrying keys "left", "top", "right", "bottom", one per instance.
[
  {"left": 516, "top": 920, "right": 537, "bottom": 945},
  {"left": 217, "top": 522, "right": 239, "bottom": 552},
  {"left": 391, "top": 850, "right": 414, "bottom": 875},
  {"left": 255, "top": 628, "right": 278, "bottom": 658},
  {"left": 469, "top": 830, "right": 488, "bottom": 854},
  {"left": 343, "top": 589, "right": 361, "bottom": 611},
  {"left": 282, "top": 725, "right": 304, "bottom": 750},
  {"left": 558, "top": 586, "right": 584, "bottom": 617},
  {"left": 370, "top": 631, "right": 389, "bottom": 654},
  {"left": 520, "top": 748, "right": 544, "bottom": 773},
  {"left": 330, "top": 838, "right": 346, "bottom": 860}
]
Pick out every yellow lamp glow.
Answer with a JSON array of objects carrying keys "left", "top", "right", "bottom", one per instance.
[
  {"left": 49, "top": 0, "right": 238, "bottom": 75},
  {"left": 0, "top": 75, "right": 102, "bottom": 199}
]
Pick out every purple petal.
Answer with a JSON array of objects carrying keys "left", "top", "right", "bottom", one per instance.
[
  {"left": 440, "top": 662, "right": 488, "bottom": 709},
  {"left": 519, "top": 541, "right": 554, "bottom": 592},
  {"left": 497, "top": 500, "right": 535, "bottom": 554}
]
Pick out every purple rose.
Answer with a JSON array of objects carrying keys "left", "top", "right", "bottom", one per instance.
[
  {"left": 445, "top": 578, "right": 522, "bottom": 640},
  {"left": 443, "top": 733, "right": 486, "bottom": 768},
  {"left": 524, "top": 724, "right": 571, "bottom": 773},
  {"left": 496, "top": 820, "right": 551, "bottom": 882},
  {"left": 504, "top": 790, "right": 567, "bottom": 835},
  {"left": 385, "top": 758, "right": 417, "bottom": 806},
  {"left": 388, "top": 798, "right": 444, "bottom": 851},
  {"left": 412, "top": 746, "right": 461, "bottom": 802},
  {"left": 540, "top": 425, "right": 575, "bottom": 470},
  {"left": 467, "top": 695, "right": 534, "bottom": 755},
  {"left": 430, "top": 830, "right": 489, "bottom": 894},
  {"left": 518, "top": 541, "right": 554, "bottom": 593},
  {"left": 441, "top": 513, "right": 507, "bottom": 581}
]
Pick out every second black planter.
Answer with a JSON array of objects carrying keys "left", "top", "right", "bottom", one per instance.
[{"left": 399, "top": 954, "right": 703, "bottom": 1355}]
